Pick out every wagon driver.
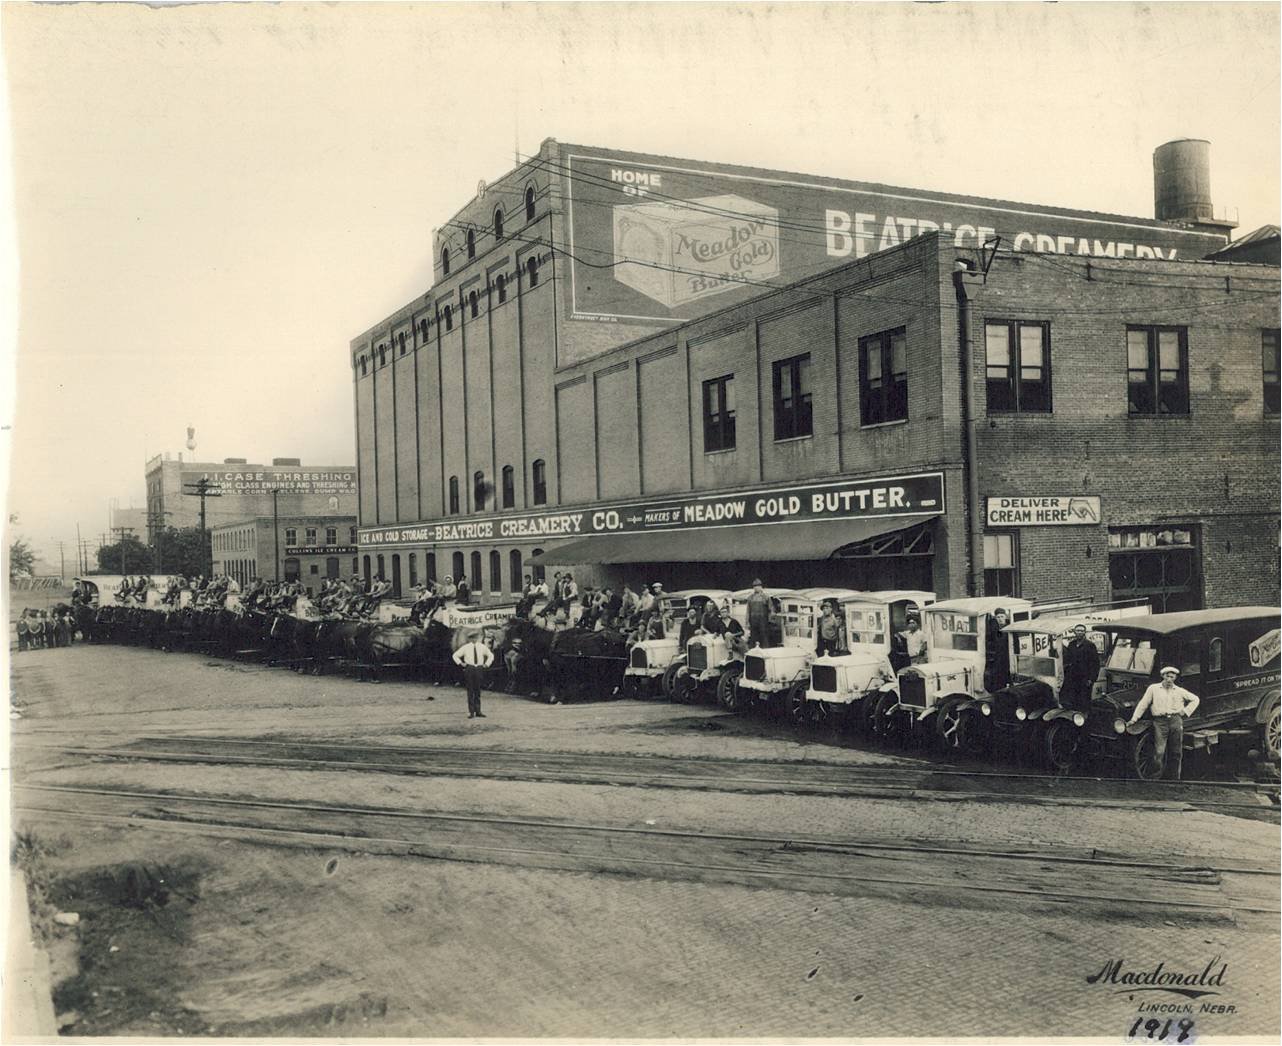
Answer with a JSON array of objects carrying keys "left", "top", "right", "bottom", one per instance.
[
  {"left": 1127, "top": 666, "right": 1200, "bottom": 781},
  {"left": 1060, "top": 623, "right": 1101, "bottom": 712}
]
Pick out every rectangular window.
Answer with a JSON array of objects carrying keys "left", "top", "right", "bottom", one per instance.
[
  {"left": 305, "top": 527, "right": 317, "bottom": 546},
  {"left": 986, "top": 321, "right": 1051, "bottom": 413},
  {"left": 859, "top": 328, "right": 909, "bottom": 425},
  {"left": 983, "top": 533, "right": 1018, "bottom": 596},
  {"left": 772, "top": 354, "right": 813, "bottom": 440},
  {"left": 702, "top": 374, "right": 736, "bottom": 452},
  {"left": 1127, "top": 326, "right": 1189, "bottom": 415},
  {"left": 325, "top": 527, "right": 337, "bottom": 545},
  {"left": 284, "top": 527, "right": 297, "bottom": 546},
  {"left": 1264, "top": 329, "right": 1280, "bottom": 416},
  {"left": 309, "top": 563, "right": 319, "bottom": 575}
]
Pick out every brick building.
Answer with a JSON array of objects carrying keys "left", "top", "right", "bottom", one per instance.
[
  {"left": 350, "top": 141, "right": 1279, "bottom": 609},
  {"left": 211, "top": 514, "right": 359, "bottom": 595}
]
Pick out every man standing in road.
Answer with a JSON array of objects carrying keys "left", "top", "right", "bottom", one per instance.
[
  {"left": 746, "top": 579, "right": 770, "bottom": 649},
  {"left": 1060, "top": 623, "right": 1101, "bottom": 712},
  {"left": 453, "top": 631, "right": 494, "bottom": 719},
  {"left": 1128, "top": 666, "right": 1200, "bottom": 780}
]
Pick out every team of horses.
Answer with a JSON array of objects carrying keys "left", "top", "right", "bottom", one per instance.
[{"left": 71, "top": 596, "right": 633, "bottom": 702}]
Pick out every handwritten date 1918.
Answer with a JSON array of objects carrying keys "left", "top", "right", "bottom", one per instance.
[{"left": 1128, "top": 1017, "right": 1196, "bottom": 1043}]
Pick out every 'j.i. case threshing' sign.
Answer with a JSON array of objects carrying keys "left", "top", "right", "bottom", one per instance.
[
  {"left": 986, "top": 496, "right": 1101, "bottom": 526},
  {"left": 358, "top": 472, "right": 945, "bottom": 549}
]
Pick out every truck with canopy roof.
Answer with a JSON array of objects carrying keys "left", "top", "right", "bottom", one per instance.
[
  {"left": 623, "top": 589, "right": 732, "bottom": 697},
  {"left": 679, "top": 587, "right": 791, "bottom": 708}
]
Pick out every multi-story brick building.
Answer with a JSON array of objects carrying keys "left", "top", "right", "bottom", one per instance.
[
  {"left": 211, "top": 514, "right": 359, "bottom": 595},
  {"left": 350, "top": 140, "right": 1278, "bottom": 610}
]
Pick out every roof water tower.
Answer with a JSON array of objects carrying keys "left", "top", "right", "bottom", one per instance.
[{"left": 1153, "top": 139, "right": 1237, "bottom": 238}]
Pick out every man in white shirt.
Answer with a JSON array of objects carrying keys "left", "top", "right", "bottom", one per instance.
[
  {"left": 1128, "top": 666, "right": 1201, "bottom": 780},
  {"left": 453, "top": 631, "right": 495, "bottom": 718}
]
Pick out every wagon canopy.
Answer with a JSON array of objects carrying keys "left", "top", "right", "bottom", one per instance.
[{"left": 531, "top": 516, "right": 926, "bottom": 566}]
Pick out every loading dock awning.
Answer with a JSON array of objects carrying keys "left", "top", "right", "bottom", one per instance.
[{"left": 530, "top": 516, "right": 936, "bottom": 566}]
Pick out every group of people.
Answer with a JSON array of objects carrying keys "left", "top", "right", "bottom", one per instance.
[{"left": 14, "top": 608, "right": 77, "bottom": 651}]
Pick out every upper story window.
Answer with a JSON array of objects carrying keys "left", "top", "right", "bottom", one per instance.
[
  {"left": 398, "top": 331, "right": 406, "bottom": 356},
  {"left": 501, "top": 465, "right": 515, "bottom": 508},
  {"left": 448, "top": 476, "right": 460, "bottom": 515},
  {"left": 326, "top": 527, "right": 337, "bottom": 545},
  {"left": 349, "top": 526, "right": 358, "bottom": 544},
  {"left": 285, "top": 527, "right": 297, "bottom": 546},
  {"left": 1128, "top": 326, "right": 1188, "bottom": 415},
  {"left": 473, "top": 470, "right": 487, "bottom": 511},
  {"left": 441, "top": 247, "right": 450, "bottom": 276},
  {"left": 305, "top": 527, "right": 318, "bottom": 546},
  {"left": 469, "top": 290, "right": 479, "bottom": 319},
  {"left": 772, "top": 353, "right": 813, "bottom": 440},
  {"left": 526, "top": 256, "right": 539, "bottom": 288},
  {"left": 532, "top": 459, "right": 547, "bottom": 505},
  {"left": 359, "top": 356, "right": 367, "bottom": 376},
  {"left": 1264, "top": 329, "right": 1280, "bottom": 416},
  {"left": 466, "top": 229, "right": 475, "bottom": 259},
  {"left": 378, "top": 345, "right": 386, "bottom": 367},
  {"left": 525, "top": 185, "right": 536, "bottom": 221},
  {"left": 496, "top": 274, "right": 507, "bottom": 304},
  {"left": 859, "top": 327, "right": 908, "bottom": 426},
  {"left": 985, "top": 320, "right": 1051, "bottom": 413},
  {"left": 418, "top": 319, "right": 428, "bottom": 342},
  {"left": 493, "top": 207, "right": 504, "bottom": 240},
  {"left": 444, "top": 305, "right": 453, "bottom": 331},
  {"left": 702, "top": 374, "right": 736, "bottom": 452}
]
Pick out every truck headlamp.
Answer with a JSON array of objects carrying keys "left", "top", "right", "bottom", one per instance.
[
  {"left": 1072, "top": 712, "right": 1086, "bottom": 728},
  {"left": 981, "top": 703, "right": 992, "bottom": 716},
  {"left": 1015, "top": 707, "right": 1028, "bottom": 721},
  {"left": 1112, "top": 717, "right": 1126, "bottom": 734}
]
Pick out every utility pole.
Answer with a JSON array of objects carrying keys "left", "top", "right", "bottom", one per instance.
[
  {"left": 111, "top": 527, "right": 135, "bottom": 576},
  {"left": 52, "top": 540, "right": 66, "bottom": 581},
  {"left": 271, "top": 488, "right": 281, "bottom": 583},
  {"left": 76, "top": 523, "right": 83, "bottom": 575},
  {"left": 148, "top": 510, "right": 173, "bottom": 573},
  {"left": 182, "top": 478, "right": 222, "bottom": 577}
]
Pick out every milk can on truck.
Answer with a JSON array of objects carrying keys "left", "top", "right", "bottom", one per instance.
[{"left": 804, "top": 590, "right": 936, "bottom": 730}]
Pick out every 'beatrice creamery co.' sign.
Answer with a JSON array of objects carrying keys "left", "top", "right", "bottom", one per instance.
[{"left": 359, "top": 472, "right": 945, "bottom": 549}]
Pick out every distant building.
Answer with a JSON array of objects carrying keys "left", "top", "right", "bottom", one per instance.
[
  {"left": 210, "top": 514, "right": 359, "bottom": 595},
  {"left": 145, "top": 455, "right": 356, "bottom": 539},
  {"left": 1206, "top": 225, "right": 1281, "bottom": 266},
  {"left": 109, "top": 506, "right": 149, "bottom": 539}
]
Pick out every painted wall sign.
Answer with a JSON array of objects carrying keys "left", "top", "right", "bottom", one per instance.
[
  {"left": 358, "top": 471, "right": 945, "bottom": 549},
  {"left": 184, "top": 468, "right": 357, "bottom": 497},
  {"left": 284, "top": 546, "right": 356, "bottom": 556},
  {"left": 986, "top": 496, "right": 1101, "bottom": 526},
  {"left": 563, "top": 147, "right": 1224, "bottom": 328}
]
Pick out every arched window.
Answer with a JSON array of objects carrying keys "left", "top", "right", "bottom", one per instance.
[
  {"left": 496, "top": 274, "right": 507, "bottom": 304},
  {"left": 493, "top": 207, "right": 504, "bottom": 240},
  {"left": 390, "top": 554, "right": 402, "bottom": 597},
  {"left": 466, "top": 229, "right": 475, "bottom": 259},
  {"left": 532, "top": 458, "right": 547, "bottom": 505},
  {"left": 352, "top": 556, "right": 359, "bottom": 576},
  {"left": 489, "top": 550, "right": 501, "bottom": 593},
  {"left": 441, "top": 247, "right": 450, "bottom": 275},
  {"left": 470, "top": 550, "right": 482, "bottom": 591},
  {"left": 359, "top": 356, "right": 367, "bottom": 376},
  {"left": 375, "top": 554, "right": 385, "bottom": 581},
  {"left": 398, "top": 331, "right": 406, "bottom": 355},
  {"left": 419, "top": 318, "right": 428, "bottom": 342},
  {"left": 378, "top": 345, "right": 386, "bottom": 367},
  {"left": 526, "top": 256, "right": 539, "bottom": 288},
  {"left": 473, "top": 470, "right": 487, "bottom": 510},
  {"left": 444, "top": 305, "right": 453, "bottom": 331},
  {"left": 531, "top": 549, "right": 545, "bottom": 583},
  {"left": 469, "top": 290, "right": 478, "bottom": 319},
  {"left": 525, "top": 185, "right": 536, "bottom": 221},
  {"left": 448, "top": 475, "right": 460, "bottom": 515},
  {"left": 501, "top": 465, "right": 515, "bottom": 508},
  {"left": 451, "top": 551, "right": 464, "bottom": 582},
  {"left": 509, "top": 549, "right": 522, "bottom": 593},
  {"left": 408, "top": 553, "right": 418, "bottom": 588},
  {"left": 426, "top": 553, "right": 437, "bottom": 583}
]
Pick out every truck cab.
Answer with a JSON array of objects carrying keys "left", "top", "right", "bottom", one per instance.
[
  {"left": 1087, "top": 607, "right": 1281, "bottom": 778},
  {"left": 682, "top": 587, "right": 792, "bottom": 709},
  {"left": 737, "top": 588, "right": 862, "bottom": 712},
  {"left": 804, "top": 590, "right": 936, "bottom": 728},
  {"left": 625, "top": 589, "right": 732, "bottom": 697},
  {"left": 889, "top": 597, "right": 1035, "bottom": 750}
]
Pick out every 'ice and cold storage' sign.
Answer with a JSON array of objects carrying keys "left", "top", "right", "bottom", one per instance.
[
  {"left": 986, "top": 496, "right": 1101, "bottom": 526},
  {"left": 359, "top": 472, "right": 945, "bottom": 549},
  {"left": 562, "top": 147, "right": 1224, "bottom": 328}
]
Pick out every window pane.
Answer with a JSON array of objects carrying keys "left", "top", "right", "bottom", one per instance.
[
  {"left": 797, "top": 355, "right": 811, "bottom": 391},
  {"left": 1158, "top": 330, "right": 1180, "bottom": 371},
  {"left": 891, "top": 331, "right": 907, "bottom": 376},
  {"left": 723, "top": 377, "right": 735, "bottom": 413},
  {"left": 865, "top": 343, "right": 882, "bottom": 382},
  {"left": 986, "top": 324, "right": 1010, "bottom": 367},
  {"left": 1127, "top": 330, "right": 1150, "bottom": 371}
]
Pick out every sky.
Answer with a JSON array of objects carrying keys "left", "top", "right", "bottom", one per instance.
[{"left": 2, "top": 1, "right": 1279, "bottom": 570}]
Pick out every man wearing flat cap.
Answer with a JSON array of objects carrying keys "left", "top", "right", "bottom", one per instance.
[
  {"left": 746, "top": 579, "right": 771, "bottom": 649},
  {"left": 1128, "top": 665, "right": 1200, "bottom": 779}
]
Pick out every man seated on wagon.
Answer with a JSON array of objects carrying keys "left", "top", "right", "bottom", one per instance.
[{"left": 116, "top": 576, "right": 134, "bottom": 602}]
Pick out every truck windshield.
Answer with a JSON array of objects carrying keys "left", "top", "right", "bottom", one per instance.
[
  {"left": 846, "top": 607, "right": 887, "bottom": 648},
  {"left": 1011, "top": 633, "right": 1058, "bottom": 680},
  {"left": 1105, "top": 636, "right": 1157, "bottom": 676},
  {"left": 929, "top": 611, "right": 979, "bottom": 652}
]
